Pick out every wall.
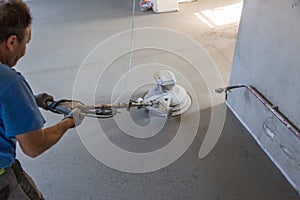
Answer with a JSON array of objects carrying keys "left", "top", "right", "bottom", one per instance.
[{"left": 228, "top": 0, "right": 300, "bottom": 193}]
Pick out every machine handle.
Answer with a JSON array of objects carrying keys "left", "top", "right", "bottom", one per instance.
[{"left": 46, "top": 100, "right": 71, "bottom": 115}]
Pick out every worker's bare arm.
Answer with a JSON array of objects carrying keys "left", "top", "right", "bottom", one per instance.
[{"left": 16, "top": 118, "right": 74, "bottom": 158}]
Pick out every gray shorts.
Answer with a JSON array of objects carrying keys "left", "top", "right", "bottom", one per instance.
[{"left": 0, "top": 160, "right": 44, "bottom": 200}]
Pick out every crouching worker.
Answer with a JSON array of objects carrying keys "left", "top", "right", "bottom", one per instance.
[{"left": 0, "top": 1, "right": 84, "bottom": 199}]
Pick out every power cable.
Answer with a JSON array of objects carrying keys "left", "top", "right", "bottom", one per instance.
[{"left": 114, "top": 0, "right": 136, "bottom": 104}]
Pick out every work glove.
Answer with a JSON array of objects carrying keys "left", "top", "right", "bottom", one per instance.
[
  {"left": 63, "top": 108, "right": 85, "bottom": 128},
  {"left": 34, "top": 93, "right": 54, "bottom": 110}
]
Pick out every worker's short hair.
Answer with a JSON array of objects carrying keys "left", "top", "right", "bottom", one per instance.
[{"left": 0, "top": 0, "right": 32, "bottom": 43}]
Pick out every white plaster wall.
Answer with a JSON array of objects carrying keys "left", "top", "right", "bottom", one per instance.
[{"left": 228, "top": 0, "right": 300, "bottom": 193}]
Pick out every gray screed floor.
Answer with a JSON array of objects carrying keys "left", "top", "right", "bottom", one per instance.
[{"left": 16, "top": 0, "right": 299, "bottom": 199}]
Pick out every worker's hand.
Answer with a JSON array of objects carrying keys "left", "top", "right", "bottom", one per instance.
[
  {"left": 34, "top": 93, "right": 54, "bottom": 110},
  {"left": 63, "top": 108, "right": 85, "bottom": 128}
]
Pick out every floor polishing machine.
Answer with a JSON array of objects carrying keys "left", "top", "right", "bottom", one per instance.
[{"left": 46, "top": 70, "right": 192, "bottom": 119}]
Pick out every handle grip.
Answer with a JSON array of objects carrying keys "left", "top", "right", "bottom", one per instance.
[{"left": 46, "top": 100, "right": 71, "bottom": 115}]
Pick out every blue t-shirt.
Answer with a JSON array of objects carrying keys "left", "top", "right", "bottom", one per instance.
[{"left": 0, "top": 63, "right": 45, "bottom": 169}]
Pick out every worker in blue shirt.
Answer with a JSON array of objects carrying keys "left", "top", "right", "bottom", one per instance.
[{"left": 0, "top": 1, "right": 84, "bottom": 199}]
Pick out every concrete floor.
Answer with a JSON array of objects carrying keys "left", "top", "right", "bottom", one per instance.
[{"left": 16, "top": 0, "right": 299, "bottom": 199}]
